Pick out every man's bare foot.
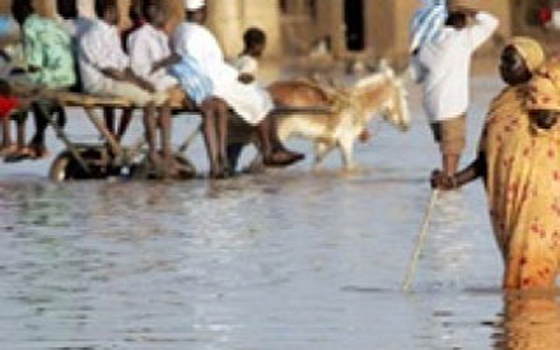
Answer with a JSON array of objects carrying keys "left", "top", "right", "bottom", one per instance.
[{"left": 0, "top": 144, "right": 17, "bottom": 157}]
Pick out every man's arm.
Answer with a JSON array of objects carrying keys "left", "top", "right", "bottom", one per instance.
[
  {"left": 466, "top": 12, "right": 500, "bottom": 51},
  {"left": 151, "top": 53, "right": 182, "bottom": 74},
  {"left": 431, "top": 152, "right": 486, "bottom": 190}
]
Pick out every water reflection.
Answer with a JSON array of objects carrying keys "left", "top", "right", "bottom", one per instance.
[{"left": 494, "top": 292, "right": 560, "bottom": 350}]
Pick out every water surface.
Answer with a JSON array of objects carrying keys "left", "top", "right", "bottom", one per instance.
[{"left": 2, "top": 76, "right": 560, "bottom": 349}]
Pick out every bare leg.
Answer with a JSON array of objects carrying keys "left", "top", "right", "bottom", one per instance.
[
  {"left": 117, "top": 108, "right": 133, "bottom": 142},
  {"left": 159, "top": 104, "right": 173, "bottom": 174},
  {"left": 1, "top": 117, "right": 11, "bottom": 149},
  {"left": 143, "top": 104, "right": 159, "bottom": 171},
  {"left": 15, "top": 112, "right": 28, "bottom": 154},
  {"left": 29, "top": 103, "right": 50, "bottom": 158},
  {"left": 255, "top": 116, "right": 304, "bottom": 167},
  {"left": 216, "top": 100, "right": 229, "bottom": 173},
  {"left": 201, "top": 100, "right": 221, "bottom": 177}
]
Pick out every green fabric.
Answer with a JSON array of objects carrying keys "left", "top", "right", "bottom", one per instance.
[{"left": 23, "top": 15, "right": 76, "bottom": 89}]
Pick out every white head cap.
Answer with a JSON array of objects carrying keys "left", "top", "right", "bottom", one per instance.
[
  {"left": 77, "top": 0, "right": 96, "bottom": 19},
  {"left": 184, "top": 0, "right": 206, "bottom": 11}
]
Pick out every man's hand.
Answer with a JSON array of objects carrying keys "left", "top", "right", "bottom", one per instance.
[
  {"left": 151, "top": 54, "right": 181, "bottom": 74},
  {"left": 136, "top": 79, "right": 156, "bottom": 93},
  {"left": 530, "top": 109, "right": 559, "bottom": 130},
  {"left": 101, "top": 67, "right": 127, "bottom": 81},
  {"left": 238, "top": 73, "right": 255, "bottom": 84},
  {"left": 430, "top": 169, "right": 458, "bottom": 191}
]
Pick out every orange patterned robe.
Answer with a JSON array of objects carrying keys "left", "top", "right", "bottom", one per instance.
[{"left": 481, "top": 82, "right": 560, "bottom": 289}]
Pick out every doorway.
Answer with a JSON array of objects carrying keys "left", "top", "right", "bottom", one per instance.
[{"left": 344, "top": 0, "right": 365, "bottom": 51}]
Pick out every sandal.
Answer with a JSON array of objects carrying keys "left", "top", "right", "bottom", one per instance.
[{"left": 263, "top": 151, "right": 305, "bottom": 168}]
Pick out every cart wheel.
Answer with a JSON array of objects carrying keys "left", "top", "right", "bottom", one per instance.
[
  {"left": 49, "top": 151, "right": 81, "bottom": 181},
  {"left": 49, "top": 149, "right": 116, "bottom": 181},
  {"left": 130, "top": 153, "right": 197, "bottom": 180}
]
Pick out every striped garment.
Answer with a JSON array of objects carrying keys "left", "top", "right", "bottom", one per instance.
[
  {"left": 410, "top": 0, "right": 448, "bottom": 53},
  {"left": 170, "top": 55, "right": 213, "bottom": 105}
]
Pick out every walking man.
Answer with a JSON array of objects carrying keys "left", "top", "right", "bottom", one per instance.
[{"left": 412, "top": 0, "right": 498, "bottom": 179}]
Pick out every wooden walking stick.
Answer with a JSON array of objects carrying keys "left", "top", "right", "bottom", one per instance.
[{"left": 402, "top": 189, "right": 440, "bottom": 292}]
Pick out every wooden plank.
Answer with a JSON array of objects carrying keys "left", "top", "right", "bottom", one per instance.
[{"left": 40, "top": 91, "right": 334, "bottom": 115}]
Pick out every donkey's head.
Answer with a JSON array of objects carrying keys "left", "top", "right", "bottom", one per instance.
[{"left": 351, "top": 64, "right": 411, "bottom": 132}]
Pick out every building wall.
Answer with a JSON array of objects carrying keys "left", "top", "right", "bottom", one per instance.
[
  {"left": 279, "top": 0, "right": 513, "bottom": 64},
  {"left": 207, "top": 0, "right": 282, "bottom": 59}
]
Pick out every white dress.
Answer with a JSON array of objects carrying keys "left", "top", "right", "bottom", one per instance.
[
  {"left": 172, "top": 22, "right": 272, "bottom": 125},
  {"left": 234, "top": 54, "right": 259, "bottom": 75}
]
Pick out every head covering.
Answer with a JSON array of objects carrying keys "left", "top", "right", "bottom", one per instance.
[
  {"left": 526, "top": 60, "right": 560, "bottom": 111},
  {"left": 184, "top": 0, "right": 206, "bottom": 11},
  {"left": 447, "top": 0, "right": 480, "bottom": 12},
  {"left": 409, "top": 0, "right": 447, "bottom": 53},
  {"left": 508, "top": 37, "right": 545, "bottom": 73}
]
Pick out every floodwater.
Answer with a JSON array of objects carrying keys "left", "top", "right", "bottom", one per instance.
[{"left": 2, "top": 74, "right": 560, "bottom": 350}]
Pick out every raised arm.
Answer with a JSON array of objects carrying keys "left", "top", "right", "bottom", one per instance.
[{"left": 466, "top": 12, "right": 499, "bottom": 51}]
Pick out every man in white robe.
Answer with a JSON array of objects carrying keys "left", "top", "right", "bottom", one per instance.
[
  {"left": 172, "top": 0, "right": 304, "bottom": 174},
  {"left": 127, "top": 1, "right": 181, "bottom": 176},
  {"left": 79, "top": 0, "right": 170, "bottom": 174}
]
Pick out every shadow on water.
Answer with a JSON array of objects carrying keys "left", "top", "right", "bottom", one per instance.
[{"left": 490, "top": 291, "right": 560, "bottom": 350}]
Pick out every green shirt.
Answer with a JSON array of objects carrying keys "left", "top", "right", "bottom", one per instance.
[{"left": 23, "top": 15, "right": 76, "bottom": 89}]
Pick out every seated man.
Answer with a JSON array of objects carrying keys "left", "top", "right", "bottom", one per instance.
[
  {"left": 15, "top": 0, "right": 77, "bottom": 158},
  {"left": 127, "top": 1, "right": 180, "bottom": 175},
  {"left": 172, "top": 0, "right": 304, "bottom": 176},
  {"left": 79, "top": 0, "right": 167, "bottom": 172}
]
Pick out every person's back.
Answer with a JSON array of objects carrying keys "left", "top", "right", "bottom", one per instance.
[
  {"left": 416, "top": 11, "right": 498, "bottom": 121},
  {"left": 23, "top": 14, "right": 76, "bottom": 89},
  {"left": 414, "top": 3, "right": 498, "bottom": 181}
]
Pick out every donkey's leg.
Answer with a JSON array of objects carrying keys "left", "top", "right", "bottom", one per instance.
[
  {"left": 339, "top": 136, "right": 356, "bottom": 171},
  {"left": 313, "top": 141, "right": 334, "bottom": 170}
]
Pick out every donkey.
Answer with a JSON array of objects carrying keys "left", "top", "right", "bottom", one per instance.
[{"left": 268, "top": 65, "right": 410, "bottom": 170}]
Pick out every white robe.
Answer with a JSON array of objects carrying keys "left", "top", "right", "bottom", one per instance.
[
  {"left": 128, "top": 24, "right": 178, "bottom": 92},
  {"left": 172, "top": 22, "right": 272, "bottom": 125}
]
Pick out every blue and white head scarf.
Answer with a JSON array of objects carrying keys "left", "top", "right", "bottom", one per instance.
[{"left": 409, "top": 0, "right": 448, "bottom": 53}]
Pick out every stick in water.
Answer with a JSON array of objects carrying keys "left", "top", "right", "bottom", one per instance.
[{"left": 402, "top": 189, "right": 440, "bottom": 292}]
